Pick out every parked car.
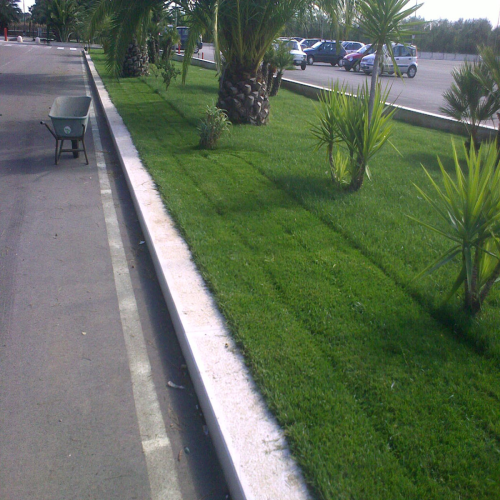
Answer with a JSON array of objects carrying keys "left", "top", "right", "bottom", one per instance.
[
  {"left": 175, "top": 26, "right": 203, "bottom": 53},
  {"left": 277, "top": 38, "right": 307, "bottom": 70},
  {"left": 360, "top": 43, "right": 417, "bottom": 78},
  {"left": 303, "top": 41, "right": 347, "bottom": 66},
  {"left": 339, "top": 44, "right": 373, "bottom": 72},
  {"left": 342, "top": 41, "right": 365, "bottom": 54},
  {"left": 300, "top": 38, "right": 321, "bottom": 50}
]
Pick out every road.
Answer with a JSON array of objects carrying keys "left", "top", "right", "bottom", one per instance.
[
  {"left": 196, "top": 44, "right": 466, "bottom": 117},
  {"left": 0, "top": 41, "right": 228, "bottom": 500}
]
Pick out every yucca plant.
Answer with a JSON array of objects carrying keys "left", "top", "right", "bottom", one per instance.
[
  {"left": 440, "top": 61, "right": 499, "bottom": 149},
  {"left": 411, "top": 142, "right": 500, "bottom": 314},
  {"left": 311, "top": 82, "right": 396, "bottom": 191},
  {"left": 198, "top": 104, "right": 231, "bottom": 149}
]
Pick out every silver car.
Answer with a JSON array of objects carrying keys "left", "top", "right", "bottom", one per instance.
[{"left": 360, "top": 44, "right": 418, "bottom": 78}]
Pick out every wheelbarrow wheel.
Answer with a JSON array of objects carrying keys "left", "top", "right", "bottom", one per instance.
[{"left": 72, "top": 140, "right": 80, "bottom": 158}]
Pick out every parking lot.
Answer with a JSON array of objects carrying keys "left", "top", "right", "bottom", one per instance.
[{"left": 196, "top": 44, "right": 481, "bottom": 119}]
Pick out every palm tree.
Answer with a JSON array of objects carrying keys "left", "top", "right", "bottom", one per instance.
[
  {"left": 357, "top": 0, "right": 421, "bottom": 123},
  {"left": 49, "top": 0, "right": 79, "bottom": 42},
  {"left": 0, "top": 0, "right": 21, "bottom": 31},
  {"left": 440, "top": 61, "right": 499, "bottom": 149},
  {"left": 88, "top": 0, "right": 163, "bottom": 77},
  {"left": 477, "top": 46, "right": 500, "bottom": 145},
  {"left": 178, "top": 0, "right": 308, "bottom": 125}
]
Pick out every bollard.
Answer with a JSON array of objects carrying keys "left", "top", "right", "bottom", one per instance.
[
  {"left": 3, "top": 28, "right": 7, "bottom": 41},
  {"left": 17, "top": 35, "right": 23, "bottom": 43},
  {"left": 202, "top": 52, "right": 204, "bottom": 60}
]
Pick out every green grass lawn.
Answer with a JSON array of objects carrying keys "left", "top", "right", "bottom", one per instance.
[{"left": 92, "top": 53, "right": 500, "bottom": 500}]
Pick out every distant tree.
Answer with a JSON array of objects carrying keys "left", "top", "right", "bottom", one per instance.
[
  {"left": 0, "top": 0, "right": 22, "bottom": 30},
  {"left": 456, "top": 19, "right": 492, "bottom": 54},
  {"left": 49, "top": 0, "right": 79, "bottom": 42}
]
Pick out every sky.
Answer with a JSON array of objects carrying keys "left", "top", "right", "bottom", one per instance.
[{"left": 20, "top": 0, "right": 500, "bottom": 28}]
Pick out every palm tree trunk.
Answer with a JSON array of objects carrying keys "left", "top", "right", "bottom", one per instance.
[
  {"left": 479, "top": 260, "right": 500, "bottom": 305},
  {"left": 218, "top": 67, "right": 270, "bottom": 125},
  {"left": 270, "top": 71, "right": 283, "bottom": 97},
  {"left": 328, "top": 147, "right": 337, "bottom": 185},
  {"left": 465, "top": 256, "right": 481, "bottom": 314},
  {"left": 368, "top": 45, "right": 383, "bottom": 124},
  {"left": 348, "top": 156, "right": 365, "bottom": 192},
  {"left": 122, "top": 37, "right": 149, "bottom": 77},
  {"left": 267, "top": 66, "right": 276, "bottom": 95}
]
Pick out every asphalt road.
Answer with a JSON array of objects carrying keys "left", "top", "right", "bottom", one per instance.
[
  {"left": 196, "top": 44, "right": 469, "bottom": 117},
  {"left": 0, "top": 41, "right": 228, "bottom": 500}
]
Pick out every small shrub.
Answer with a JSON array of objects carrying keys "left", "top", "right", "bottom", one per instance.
[
  {"left": 148, "top": 60, "right": 180, "bottom": 92},
  {"left": 198, "top": 105, "right": 231, "bottom": 149},
  {"left": 311, "top": 82, "right": 396, "bottom": 191},
  {"left": 159, "top": 60, "right": 180, "bottom": 91}
]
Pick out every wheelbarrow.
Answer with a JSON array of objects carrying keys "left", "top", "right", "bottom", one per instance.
[{"left": 41, "top": 96, "right": 92, "bottom": 165}]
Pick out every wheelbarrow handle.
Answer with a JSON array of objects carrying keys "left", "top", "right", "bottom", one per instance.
[{"left": 40, "top": 120, "right": 57, "bottom": 139}]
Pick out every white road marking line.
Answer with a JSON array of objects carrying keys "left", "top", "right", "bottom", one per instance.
[
  {"left": 70, "top": 48, "right": 77, "bottom": 51},
  {"left": 81, "top": 58, "right": 182, "bottom": 500},
  {"left": 57, "top": 47, "right": 64, "bottom": 50}
]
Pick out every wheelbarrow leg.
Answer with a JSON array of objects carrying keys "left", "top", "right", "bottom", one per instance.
[
  {"left": 57, "top": 140, "right": 64, "bottom": 164},
  {"left": 72, "top": 140, "right": 80, "bottom": 158},
  {"left": 81, "top": 134, "right": 89, "bottom": 165},
  {"left": 55, "top": 139, "right": 59, "bottom": 165}
]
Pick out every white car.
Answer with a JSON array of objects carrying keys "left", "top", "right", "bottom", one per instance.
[
  {"left": 342, "top": 41, "right": 365, "bottom": 54},
  {"left": 360, "top": 43, "right": 418, "bottom": 78},
  {"left": 278, "top": 38, "right": 307, "bottom": 70}
]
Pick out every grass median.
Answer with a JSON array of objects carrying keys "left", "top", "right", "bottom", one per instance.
[{"left": 92, "top": 52, "right": 500, "bottom": 500}]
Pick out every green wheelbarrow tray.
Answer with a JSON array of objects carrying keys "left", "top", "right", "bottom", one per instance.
[{"left": 41, "top": 96, "right": 92, "bottom": 165}]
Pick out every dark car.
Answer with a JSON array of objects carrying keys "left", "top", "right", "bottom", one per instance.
[
  {"left": 303, "top": 41, "right": 346, "bottom": 66},
  {"left": 176, "top": 26, "right": 203, "bottom": 53},
  {"left": 339, "top": 44, "right": 373, "bottom": 72}
]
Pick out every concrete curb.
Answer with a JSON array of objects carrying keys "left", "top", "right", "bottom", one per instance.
[
  {"left": 172, "top": 53, "right": 496, "bottom": 141},
  {"left": 83, "top": 53, "right": 311, "bottom": 500}
]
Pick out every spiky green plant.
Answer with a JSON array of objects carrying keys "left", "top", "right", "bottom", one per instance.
[
  {"left": 311, "top": 82, "right": 396, "bottom": 191},
  {"left": 411, "top": 142, "right": 500, "bottom": 314},
  {"left": 440, "top": 61, "right": 499, "bottom": 148}
]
